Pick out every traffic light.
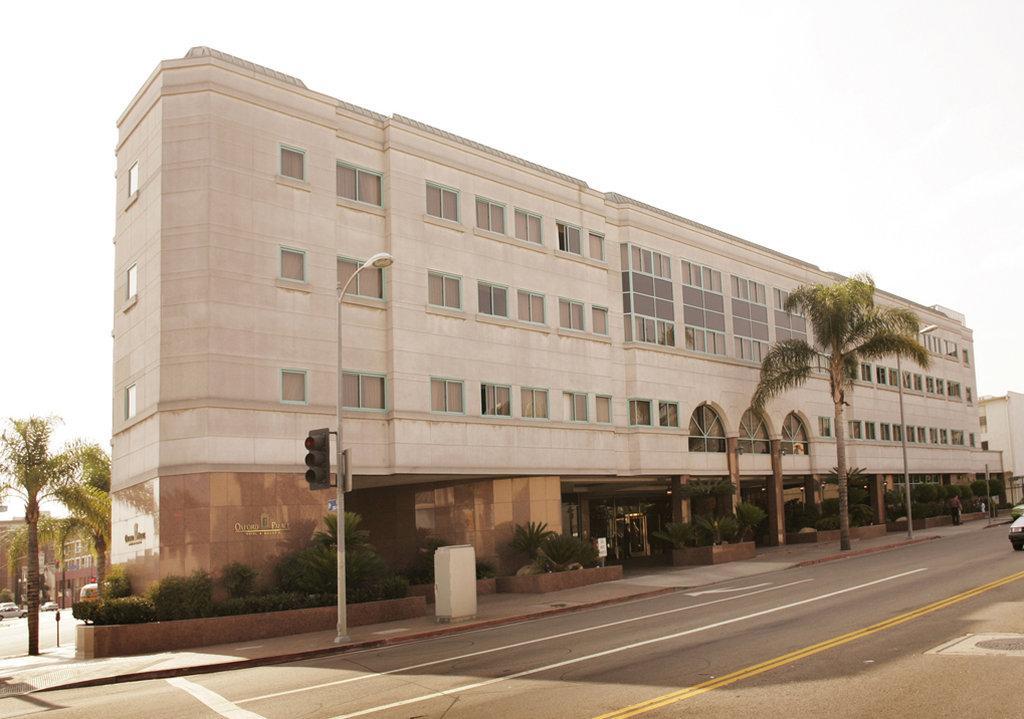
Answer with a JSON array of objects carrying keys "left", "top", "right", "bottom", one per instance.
[{"left": 304, "top": 428, "right": 332, "bottom": 490}]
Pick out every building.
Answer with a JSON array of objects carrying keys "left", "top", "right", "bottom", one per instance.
[
  {"left": 111, "top": 47, "right": 1000, "bottom": 587},
  {"left": 56, "top": 538, "right": 99, "bottom": 608},
  {"left": 979, "top": 392, "right": 1023, "bottom": 503}
]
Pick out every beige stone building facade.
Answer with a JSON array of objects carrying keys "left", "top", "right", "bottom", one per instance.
[{"left": 111, "top": 48, "right": 1000, "bottom": 587}]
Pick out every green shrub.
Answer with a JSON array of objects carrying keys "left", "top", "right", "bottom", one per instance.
[
  {"left": 510, "top": 522, "right": 555, "bottom": 559},
  {"left": 212, "top": 592, "right": 335, "bottom": 616},
  {"left": 347, "top": 574, "right": 409, "bottom": 604},
  {"left": 695, "top": 515, "right": 740, "bottom": 546},
  {"left": 989, "top": 478, "right": 1005, "bottom": 497},
  {"left": 220, "top": 562, "right": 258, "bottom": 599},
  {"left": 970, "top": 480, "right": 989, "bottom": 498},
  {"left": 276, "top": 544, "right": 389, "bottom": 596},
  {"left": 651, "top": 522, "right": 697, "bottom": 549},
  {"left": 102, "top": 565, "right": 132, "bottom": 599},
  {"left": 403, "top": 537, "right": 449, "bottom": 585},
  {"left": 912, "top": 484, "right": 939, "bottom": 503},
  {"left": 148, "top": 571, "right": 213, "bottom": 621},
  {"left": 536, "top": 535, "right": 598, "bottom": 571},
  {"left": 821, "top": 498, "right": 840, "bottom": 517},
  {"left": 0, "top": 588, "right": 13, "bottom": 603},
  {"left": 475, "top": 561, "right": 497, "bottom": 580},
  {"left": 815, "top": 516, "right": 840, "bottom": 530},
  {"left": 74, "top": 596, "right": 157, "bottom": 625},
  {"left": 934, "top": 485, "right": 952, "bottom": 501},
  {"left": 850, "top": 503, "right": 876, "bottom": 527},
  {"left": 72, "top": 600, "right": 99, "bottom": 623},
  {"left": 735, "top": 503, "right": 767, "bottom": 540}
]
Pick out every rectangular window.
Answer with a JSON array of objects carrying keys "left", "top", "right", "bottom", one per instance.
[
  {"left": 731, "top": 275, "right": 769, "bottom": 363},
  {"left": 939, "top": 428, "right": 948, "bottom": 444},
  {"left": 980, "top": 416, "right": 987, "bottom": 430},
  {"left": 881, "top": 423, "right": 891, "bottom": 441},
  {"left": 893, "top": 424, "right": 903, "bottom": 442},
  {"left": 521, "top": 388, "right": 549, "bottom": 419},
  {"left": 819, "top": 416, "right": 832, "bottom": 437},
  {"left": 430, "top": 378, "right": 464, "bottom": 413},
  {"left": 517, "top": 290, "right": 545, "bottom": 324},
  {"left": 592, "top": 306, "right": 609, "bottom": 335},
  {"left": 279, "top": 247, "right": 305, "bottom": 282},
  {"left": 589, "top": 232, "right": 605, "bottom": 261},
  {"left": 658, "top": 401, "right": 679, "bottom": 428},
  {"left": 128, "top": 161, "right": 139, "bottom": 196},
  {"left": 848, "top": 420, "right": 863, "bottom": 440},
  {"left": 951, "top": 430, "right": 964, "bottom": 446},
  {"left": 926, "top": 376, "right": 935, "bottom": 394},
  {"left": 773, "top": 288, "right": 807, "bottom": 343},
  {"left": 126, "top": 263, "right": 138, "bottom": 300},
  {"left": 559, "top": 298, "right": 585, "bottom": 331},
  {"left": 338, "top": 258, "right": 383, "bottom": 299},
  {"left": 888, "top": 368, "right": 898, "bottom": 386},
  {"left": 475, "top": 197, "right": 505, "bottom": 233},
  {"left": 481, "top": 383, "right": 511, "bottom": 416},
  {"left": 124, "top": 384, "right": 137, "bottom": 419},
  {"left": 557, "top": 222, "right": 582, "bottom": 255},
  {"left": 428, "top": 271, "right": 462, "bottom": 310},
  {"left": 918, "top": 427, "right": 927, "bottom": 443},
  {"left": 865, "top": 422, "right": 877, "bottom": 440},
  {"left": 935, "top": 379, "right": 945, "bottom": 396},
  {"left": 963, "top": 349, "right": 970, "bottom": 366},
  {"left": 914, "top": 374, "right": 923, "bottom": 391},
  {"left": 966, "top": 387, "right": 973, "bottom": 404},
  {"left": 929, "top": 427, "right": 939, "bottom": 444},
  {"left": 280, "top": 145, "right": 305, "bottom": 180},
  {"left": 629, "top": 399, "right": 653, "bottom": 427},
  {"left": 861, "top": 363, "right": 872, "bottom": 382},
  {"left": 906, "top": 425, "right": 916, "bottom": 443},
  {"left": 969, "top": 432, "right": 976, "bottom": 447},
  {"left": 944, "top": 339, "right": 959, "bottom": 359},
  {"left": 623, "top": 244, "right": 675, "bottom": 347},
  {"left": 280, "top": 369, "right": 307, "bottom": 404},
  {"left": 596, "top": 395, "right": 612, "bottom": 424},
  {"left": 565, "top": 392, "right": 589, "bottom": 422},
  {"left": 876, "top": 366, "right": 887, "bottom": 385},
  {"left": 426, "top": 182, "right": 459, "bottom": 222},
  {"left": 947, "top": 381, "right": 961, "bottom": 399},
  {"left": 342, "top": 372, "right": 385, "bottom": 410},
  {"left": 336, "top": 162, "right": 382, "bottom": 206},
  {"left": 478, "top": 282, "right": 508, "bottom": 317},
  {"left": 514, "top": 209, "right": 542, "bottom": 244},
  {"left": 903, "top": 370, "right": 912, "bottom": 389}
]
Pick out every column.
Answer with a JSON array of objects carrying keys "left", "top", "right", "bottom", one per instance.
[
  {"left": 671, "top": 475, "right": 691, "bottom": 524},
  {"left": 871, "top": 473, "right": 886, "bottom": 525},
  {"left": 727, "top": 436, "right": 741, "bottom": 513},
  {"left": 767, "top": 439, "right": 786, "bottom": 546},
  {"left": 804, "top": 476, "right": 819, "bottom": 511}
]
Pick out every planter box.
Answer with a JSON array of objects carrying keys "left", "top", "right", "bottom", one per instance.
[
  {"left": 75, "top": 595, "right": 425, "bottom": 660},
  {"left": 815, "top": 523, "right": 888, "bottom": 542},
  {"left": 961, "top": 511, "right": 987, "bottom": 523},
  {"left": 887, "top": 515, "right": 953, "bottom": 532},
  {"left": 408, "top": 578, "right": 497, "bottom": 604},
  {"left": 670, "top": 542, "right": 756, "bottom": 566},
  {"left": 785, "top": 530, "right": 819, "bottom": 544},
  {"left": 495, "top": 565, "right": 622, "bottom": 594}
]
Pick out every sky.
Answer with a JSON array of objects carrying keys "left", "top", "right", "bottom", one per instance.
[{"left": 0, "top": 1, "right": 1021, "bottom": 493}]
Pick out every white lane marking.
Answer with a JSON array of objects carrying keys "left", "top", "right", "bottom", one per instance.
[
  {"left": 167, "top": 677, "right": 267, "bottom": 719},
  {"left": 239, "top": 579, "right": 813, "bottom": 705},
  {"left": 685, "top": 582, "right": 772, "bottom": 597},
  {"left": 327, "top": 568, "right": 927, "bottom": 719},
  {"left": 234, "top": 645, "right": 264, "bottom": 651}
]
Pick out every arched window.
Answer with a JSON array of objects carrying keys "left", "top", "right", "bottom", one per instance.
[
  {"left": 689, "top": 405, "right": 726, "bottom": 452},
  {"left": 738, "top": 409, "right": 770, "bottom": 454},
  {"left": 782, "top": 412, "right": 809, "bottom": 455}
]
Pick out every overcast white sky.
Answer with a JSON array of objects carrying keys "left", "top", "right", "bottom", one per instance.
[{"left": 1, "top": 1, "right": 1020, "bottom": 483}]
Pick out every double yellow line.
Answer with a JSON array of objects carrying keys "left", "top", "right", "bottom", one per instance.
[{"left": 595, "top": 569, "right": 1024, "bottom": 719}]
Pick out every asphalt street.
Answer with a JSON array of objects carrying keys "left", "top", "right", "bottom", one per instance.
[
  {"left": 4, "top": 525, "right": 1023, "bottom": 719},
  {"left": 0, "top": 612, "right": 79, "bottom": 660}
]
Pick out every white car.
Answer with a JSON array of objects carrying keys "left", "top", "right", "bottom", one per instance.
[
  {"left": 40, "top": 601, "right": 59, "bottom": 612},
  {"left": 1009, "top": 515, "right": 1024, "bottom": 550},
  {"left": 0, "top": 602, "right": 24, "bottom": 619}
]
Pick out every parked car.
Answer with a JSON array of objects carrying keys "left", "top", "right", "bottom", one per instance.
[
  {"left": 79, "top": 583, "right": 99, "bottom": 601},
  {"left": 40, "top": 601, "right": 58, "bottom": 612},
  {"left": 0, "top": 602, "right": 23, "bottom": 619},
  {"left": 1009, "top": 515, "right": 1024, "bottom": 550},
  {"left": 1011, "top": 504, "right": 1024, "bottom": 520}
]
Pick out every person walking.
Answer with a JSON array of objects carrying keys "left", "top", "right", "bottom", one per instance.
[{"left": 949, "top": 494, "right": 962, "bottom": 526}]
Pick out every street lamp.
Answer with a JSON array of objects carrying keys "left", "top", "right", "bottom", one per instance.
[
  {"left": 335, "top": 251, "right": 393, "bottom": 643},
  {"left": 897, "top": 323, "right": 937, "bottom": 539}
]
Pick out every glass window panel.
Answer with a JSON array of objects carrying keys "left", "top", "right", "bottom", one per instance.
[
  {"left": 528, "top": 215, "right": 541, "bottom": 243},
  {"left": 571, "top": 302, "right": 584, "bottom": 330},
  {"left": 427, "top": 184, "right": 442, "bottom": 217},
  {"left": 589, "top": 233, "right": 604, "bottom": 260},
  {"left": 517, "top": 291, "right": 530, "bottom": 321},
  {"left": 342, "top": 372, "right": 360, "bottom": 407},
  {"left": 493, "top": 287, "right": 507, "bottom": 317},
  {"left": 442, "top": 189, "right": 458, "bottom": 221},
  {"left": 592, "top": 307, "right": 608, "bottom": 335},
  {"left": 478, "top": 283, "right": 492, "bottom": 314},
  {"left": 282, "top": 371, "right": 306, "bottom": 402},
  {"left": 360, "top": 267, "right": 383, "bottom": 298},
  {"left": 531, "top": 294, "right": 544, "bottom": 323},
  {"left": 443, "top": 276, "right": 460, "bottom": 308},
  {"left": 574, "top": 393, "right": 587, "bottom": 422},
  {"left": 280, "top": 148, "right": 304, "bottom": 180},
  {"left": 596, "top": 396, "right": 611, "bottom": 423},
  {"left": 361, "top": 375, "right": 384, "bottom": 409},
  {"left": 337, "top": 164, "right": 357, "bottom": 200},
  {"left": 559, "top": 300, "right": 571, "bottom": 328},
  {"left": 281, "top": 249, "right": 304, "bottom": 281},
  {"left": 515, "top": 210, "right": 528, "bottom": 240},
  {"left": 447, "top": 381, "right": 463, "bottom": 413},
  {"left": 431, "top": 379, "right": 446, "bottom": 411},
  {"left": 476, "top": 199, "right": 489, "bottom": 229},
  {"left": 358, "top": 171, "right": 381, "bottom": 205},
  {"left": 490, "top": 204, "right": 504, "bottom": 233}
]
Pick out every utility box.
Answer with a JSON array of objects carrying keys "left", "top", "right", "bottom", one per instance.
[{"left": 434, "top": 544, "right": 477, "bottom": 623}]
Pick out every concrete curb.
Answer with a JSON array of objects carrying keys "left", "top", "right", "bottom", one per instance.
[
  {"left": 38, "top": 586, "right": 679, "bottom": 694},
  {"left": 793, "top": 536, "right": 941, "bottom": 567}
]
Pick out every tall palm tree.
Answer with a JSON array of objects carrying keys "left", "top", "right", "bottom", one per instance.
[
  {"left": 70, "top": 444, "right": 112, "bottom": 587},
  {"left": 0, "top": 417, "right": 86, "bottom": 655},
  {"left": 751, "top": 275, "right": 929, "bottom": 551}
]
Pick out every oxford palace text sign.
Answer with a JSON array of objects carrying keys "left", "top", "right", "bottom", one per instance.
[{"left": 234, "top": 513, "right": 291, "bottom": 536}]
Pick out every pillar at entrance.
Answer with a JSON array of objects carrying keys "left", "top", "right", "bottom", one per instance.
[
  {"left": 871, "top": 473, "right": 886, "bottom": 524},
  {"left": 804, "top": 476, "right": 819, "bottom": 510},
  {"left": 727, "top": 436, "right": 741, "bottom": 512},
  {"left": 767, "top": 439, "right": 786, "bottom": 546},
  {"left": 671, "top": 475, "right": 691, "bottom": 524}
]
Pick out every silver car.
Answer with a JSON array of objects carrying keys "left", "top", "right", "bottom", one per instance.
[{"left": 0, "top": 602, "right": 25, "bottom": 619}]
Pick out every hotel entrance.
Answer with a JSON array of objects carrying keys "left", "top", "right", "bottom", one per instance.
[{"left": 562, "top": 486, "right": 672, "bottom": 564}]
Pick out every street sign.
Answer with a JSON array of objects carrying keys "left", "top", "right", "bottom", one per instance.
[{"left": 327, "top": 498, "right": 337, "bottom": 512}]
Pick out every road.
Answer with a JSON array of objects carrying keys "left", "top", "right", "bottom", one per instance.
[
  {"left": 4, "top": 526, "right": 1023, "bottom": 718},
  {"left": 0, "top": 612, "right": 80, "bottom": 660}
]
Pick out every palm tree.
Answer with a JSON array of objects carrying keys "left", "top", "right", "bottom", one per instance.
[
  {"left": 68, "top": 444, "right": 111, "bottom": 587},
  {"left": 751, "top": 275, "right": 929, "bottom": 551},
  {"left": 0, "top": 417, "right": 89, "bottom": 655}
]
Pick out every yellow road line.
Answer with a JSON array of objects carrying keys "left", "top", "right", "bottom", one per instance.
[{"left": 595, "top": 569, "right": 1024, "bottom": 719}]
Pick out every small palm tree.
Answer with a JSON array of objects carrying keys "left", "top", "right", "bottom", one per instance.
[
  {"left": 510, "top": 522, "right": 555, "bottom": 559},
  {"left": 752, "top": 275, "right": 929, "bottom": 551}
]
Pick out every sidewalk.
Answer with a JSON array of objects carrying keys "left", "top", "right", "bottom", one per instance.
[{"left": 0, "top": 514, "right": 1007, "bottom": 698}]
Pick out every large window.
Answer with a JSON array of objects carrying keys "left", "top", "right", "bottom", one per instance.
[
  {"left": 848, "top": 420, "right": 863, "bottom": 440},
  {"left": 426, "top": 182, "right": 459, "bottom": 222},
  {"left": 738, "top": 409, "right": 769, "bottom": 454},
  {"left": 773, "top": 289, "right": 807, "bottom": 343},
  {"left": 279, "top": 247, "right": 306, "bottom": 282},
  {"left": 280, "top": 369, "right": 307, "bottom": 404},
  {"left": 951, "top": 430, "right": 964, "bottom": 446},
  {"left": 124, "top": 384, "right": 137, "bottom": 420},
  {"left": 589, "top": 232, "right": 605, "bottom": 261},
  {"left": 478, "top": 282, "right": 508, "bottom": 317},
  {"left": 521, "top": 388, "right": 549, "bottom": 419},
  {"left": 731, "top": 275, "right": 769, "bottom": 362},
  {"left": 280, "top": 145, "right": 305, "bottom": 181},
  {"left": 659, "top": 401, "right": 679, "bottom": 428},
  {"left": 481, "top": 383, "right": 511, "bottom": 416},
  {"left": 514, "top": 209, "right": 542, "bottom": 244},
  {"left": 342, "top": 372, "right": 385, "bottom": 410},
  {"left": 475, "top": 197, "right": 505, "bottom": 233},
  {"left": 596, "top": 395, "right": 612, "bottom": 424},
  {"left": 782, "top": 413, "right": 809, "bottom": 455},
  {"left": 128, "top": 161, "right": 139, "bottom": 196},
  {"left": 689, "top": 405, "right": 726, "bottom": 452},
  {"left": 629, "top": 399, "right": 653, "bottom": 427},
  {"left": 430, "top": 378, "right": 464, "bottom": 413},
  {"left": 338, "top": 258, "right": 383, "bottom": 299},
  {"left": 592, "top": 306, "right": 609, "bottom": 335},
  {"left": 557, "top": 222, "right": 582, "bottom": 255},
  {"left": 428, "top": 271, "right": 461, "bottom": 309},
  {"left": 126, "top": 263, "right": 138, "bottom": 300},
  {"left": 861, "top": 363, "right": 872, "bottom": 382},
  {"left": 819, "top": 416, "right": 832, "bottom": 437},
  {"left": 681, "top": 260, "right": 726, "bottom": 355},
  {"left": 622, "top": 243, "right": 675, "bottom": 347},
  {"left": 565, "top": 392, "right": 588, "bottom": 422},
  {"left": 559, "top": 298, "right": 585, "bottom": 331},
  {"left": 517, "top": 290, "right": 545, "bottom": 324},
  {"left": 336, "top": 162, "right": 382, "bottom": 206}
]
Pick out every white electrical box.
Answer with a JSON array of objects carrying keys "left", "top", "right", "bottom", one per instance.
[{"left": 434, "top": 544, "right": 477, "bottom": 623}]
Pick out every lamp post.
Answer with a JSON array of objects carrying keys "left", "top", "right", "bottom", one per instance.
[
  {"left": 335, "top": 251, "right": 393, "bottom": 643},
  {"left": 897, "top": 323, "right": 937, "bottom": 539}
]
